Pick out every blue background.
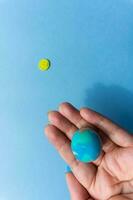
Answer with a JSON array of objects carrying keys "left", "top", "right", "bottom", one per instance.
[{"left": 0, "top": 0, "right": 133, "bottom": 199}]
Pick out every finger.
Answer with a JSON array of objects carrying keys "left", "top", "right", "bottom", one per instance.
[
  {"left": 66, "top": 172, "right": 90, "bottom": 200},
  {"left": 48, "top": 111, "right": 77, "bottom": 140},
  {"left": 98, "top": 130, "right": 117, "bottom": 153},
  {"left": 80, "top": 108, "right": 133, "bottom": 147},
  {"left": 45, "top": 124, "right": 97, "bottom": 190},
  {"left": 48, "top": 110, "right": 104, "bottom": 165},
  {"left": 59, "top": 102, "right": 91, "bottom": 129},
  {"left": 45, "top": 124, "right": 75, "bottom": 166},
  {"left": 59, "top": 102, "right": 117, "bottom": 153}
]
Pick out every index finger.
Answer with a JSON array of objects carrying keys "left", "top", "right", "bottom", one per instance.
[{"left": 80, "top": 108, "right": 133, "bottom": 147}]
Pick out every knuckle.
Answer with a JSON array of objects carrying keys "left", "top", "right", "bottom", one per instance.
[{"left": 57, "top": 140, "right": 68, "bottom": 152}]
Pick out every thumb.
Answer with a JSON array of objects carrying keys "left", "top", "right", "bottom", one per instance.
[{"left": 66, "top": 166, "right": 90, "bottom": 200}]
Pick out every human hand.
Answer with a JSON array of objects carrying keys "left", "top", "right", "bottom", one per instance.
[{"left": 45, "top": 103, "right": 133, "bottom": 200}]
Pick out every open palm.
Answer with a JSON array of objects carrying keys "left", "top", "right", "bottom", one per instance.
[{"left": 45, "top": 103, "right": 133, "bottom": 200}]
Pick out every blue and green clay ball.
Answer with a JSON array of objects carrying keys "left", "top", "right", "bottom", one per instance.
[{"left": 71, "top": 129, "right": 102, "bottom": 163}]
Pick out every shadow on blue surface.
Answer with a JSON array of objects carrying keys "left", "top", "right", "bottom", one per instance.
[{"left": 85, "top": 83, "right": 133, "bottom": 133}]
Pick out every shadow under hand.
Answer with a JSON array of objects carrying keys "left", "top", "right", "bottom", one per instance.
[{"left": 85, "top": 83, "right": 133, "bottom": 134}]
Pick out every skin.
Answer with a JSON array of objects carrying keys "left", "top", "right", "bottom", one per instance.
[{"left": 45, "top": 102, "right": 133, "bottom": 200}]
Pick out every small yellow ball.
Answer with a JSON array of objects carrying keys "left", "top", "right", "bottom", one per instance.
[{"left": 38, "top": 59, "right": 51, "bottom": 71}]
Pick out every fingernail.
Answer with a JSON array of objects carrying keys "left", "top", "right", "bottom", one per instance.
[
  {"left": 65, "top": 165, "right": 72, "bottom": 174},
  {"left": 47, "top": 111, "right": 51, "bottom": 115}
]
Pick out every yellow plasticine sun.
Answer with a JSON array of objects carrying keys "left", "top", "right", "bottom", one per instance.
[{"left": 38, "top": 59, "right": 51, "bottom": 71}]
